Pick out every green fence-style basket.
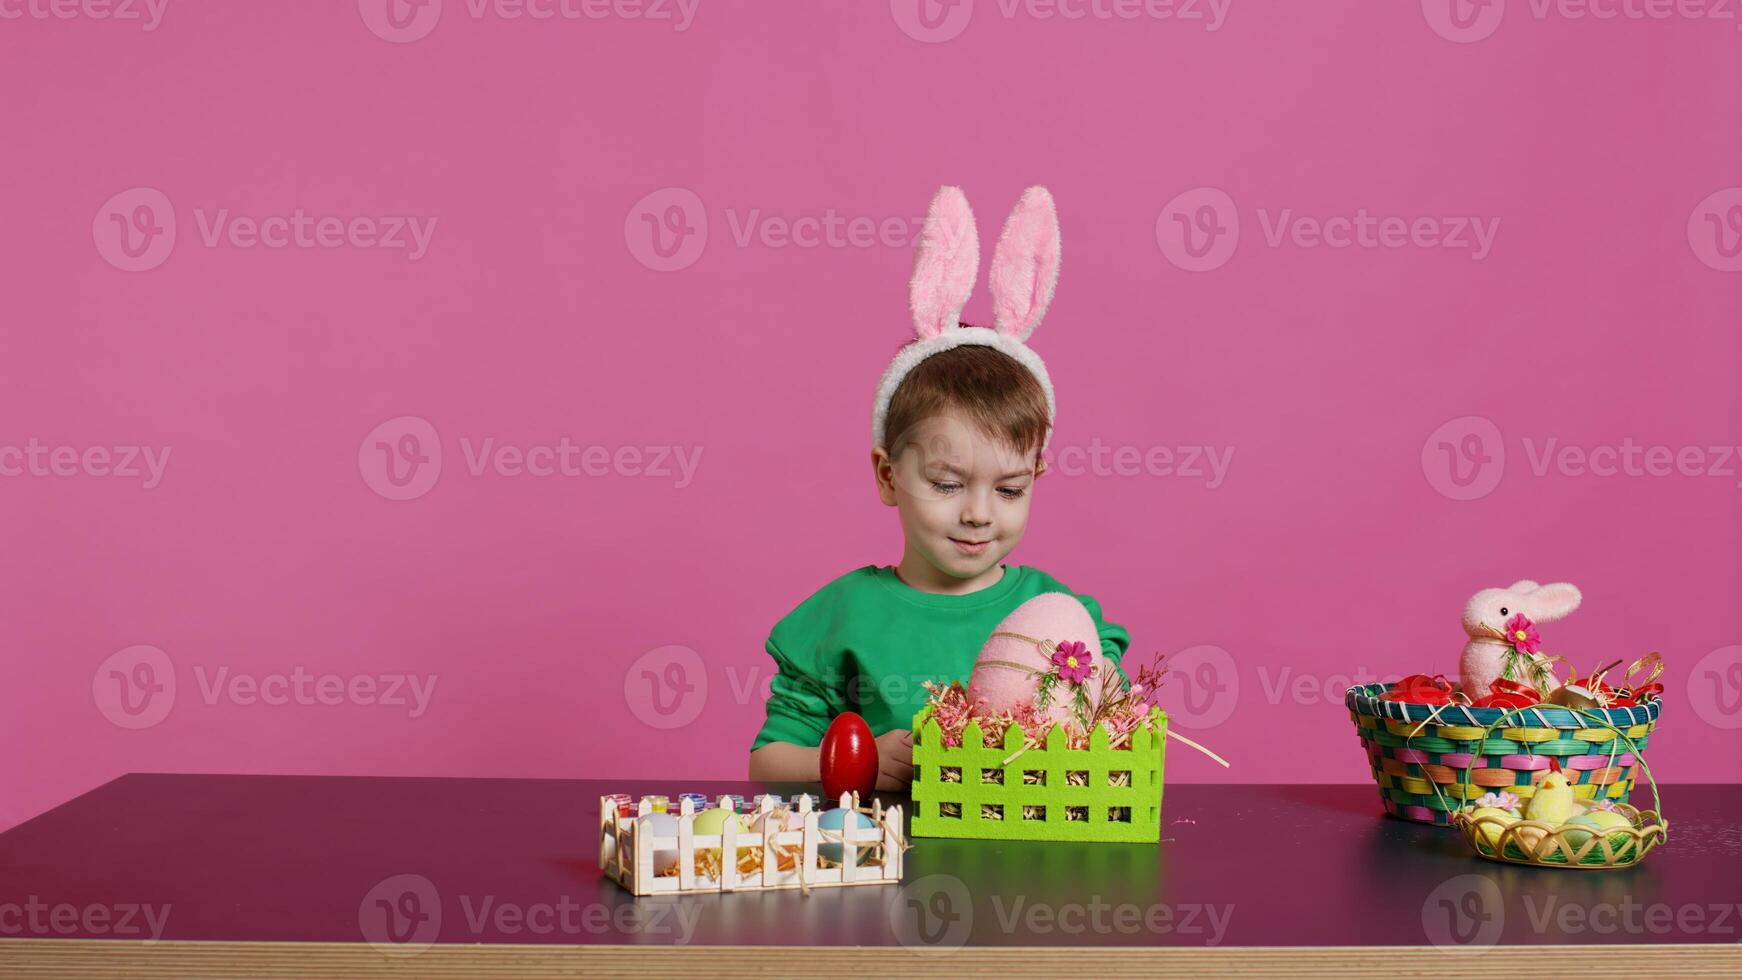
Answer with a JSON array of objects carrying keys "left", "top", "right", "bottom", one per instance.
[
  {"left": 909, "top": 705, "right": 1167, "bottom": 842},
  {"left": 1344, "top": 683, "right": 1663, "bottom": 826}
]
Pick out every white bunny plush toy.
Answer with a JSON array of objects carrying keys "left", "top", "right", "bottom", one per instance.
[{"left": 1458, "top": 580, "right": 1582, "bottom": 699}]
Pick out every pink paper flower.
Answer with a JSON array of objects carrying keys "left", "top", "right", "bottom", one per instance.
[
  {"left": 1504, "top": 613, "right": 1542, "bottom": 655},
  {"left": 1475, "top": 791, "right": 1521, "bottom": 811},
  {"left": 1051, "top": 640, "right": 1093, "bottom": 685},
  {"left": 1126, "top": 682, "right": 1149, "bottom": 711}
]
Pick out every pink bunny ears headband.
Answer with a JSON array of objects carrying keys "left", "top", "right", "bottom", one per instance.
[{"left": 872, "top": 185, "right": 1062, "bottom": 453}]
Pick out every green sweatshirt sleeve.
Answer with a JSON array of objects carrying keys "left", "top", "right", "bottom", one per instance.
[{"left": 750, "top": 629, "right": 835, "bottom": 751}]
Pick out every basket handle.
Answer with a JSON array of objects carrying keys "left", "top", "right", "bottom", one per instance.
[{"left": 1451, "top": 704, "right": 1665, "bottom": 829}]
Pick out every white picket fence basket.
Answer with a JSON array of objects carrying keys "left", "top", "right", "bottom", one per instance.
[{"left": 599, "top": 792, "right": 906, "bottom": 895}]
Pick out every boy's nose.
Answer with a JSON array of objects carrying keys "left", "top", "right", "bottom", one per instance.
[{"left": 959, "top": 498, "right": 992, "bottom": 528}]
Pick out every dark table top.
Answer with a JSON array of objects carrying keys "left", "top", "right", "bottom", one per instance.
[{"left": 0, "top": 774, "right": 1735, "bottom": 950}]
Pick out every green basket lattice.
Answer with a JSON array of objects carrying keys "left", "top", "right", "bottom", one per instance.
[{"left": 909, "top": 705, "right": 1167, "bottom": 842}]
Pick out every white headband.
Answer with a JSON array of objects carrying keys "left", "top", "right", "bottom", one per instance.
[{"left": 872, "top": 186, "right": 1061, "bottom": 453}]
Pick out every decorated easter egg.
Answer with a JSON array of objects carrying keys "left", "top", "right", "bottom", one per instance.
[
  {"left": 631, "top": 812, "right": 679, "bottom": 875},
  {"left": 820, "top": 712, "right": 878, "bottom": 802},
  {"left": 1513, "top": 824, "right": 1549, "bottom": 853},
  {"left": 1582, "top": 808, "right": 1633, "bottom": 832},
  {"left": 1466, "top": 806, "right": 1515, "bottom": 849},
  {"left": 692, "top": 807, "right": 748, "bottom": 838},
  {"left": 968, "top": 592, "right": 1103, "bottom": 727},
  {"left": 1564, "top": 809, "right": 1633, "bottom": 855},
  {"left": 1561, "top": 813, "right": 1605, "bottom": 850},
  {"left": 817, "top": 808, "right": 877, "bottom": 864},
  {"left": 690, "top": 808, "right": 752, "bottom": 877}
]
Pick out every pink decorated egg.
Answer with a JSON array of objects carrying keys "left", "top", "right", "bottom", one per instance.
[{"left": 966, "top": 592, "right": 1102, "bottom": 727}]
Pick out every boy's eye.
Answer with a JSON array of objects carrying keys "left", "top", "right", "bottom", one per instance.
[
  {"left": 998, "top": 487, "right": 1027, "bottom": 499},
  {"left": 930, "top": 481, "right": 961, "bottom": 493}
]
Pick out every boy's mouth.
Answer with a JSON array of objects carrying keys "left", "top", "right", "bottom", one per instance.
[{"left": 948, "top": 536, "right": 991, "bottom": 556}]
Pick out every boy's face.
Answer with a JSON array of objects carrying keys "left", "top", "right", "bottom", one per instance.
[{"left": 873, "top": 412, "right": 1046, "bottom": 583}]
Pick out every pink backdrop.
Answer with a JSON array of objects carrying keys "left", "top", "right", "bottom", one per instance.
[{"left": 3, "top": 1, "right": 1740, "bottom": 833}]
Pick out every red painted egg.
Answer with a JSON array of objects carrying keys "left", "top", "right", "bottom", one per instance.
[{"left": 820, "top": 712, "right": 878, "bottom": 802}]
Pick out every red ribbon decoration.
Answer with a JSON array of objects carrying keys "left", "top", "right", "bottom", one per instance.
[
  {"left": 1606, "top": 652, "right": 1667, "bottom": 707},
  {"left": 1566, "top": 654, "right": 1666, "bottom": 708},
  {"left": 1565, "top": 673, "right": 1621, "bottom": 704},
  {"left": 1471, "top": 677, "right": 1543, "bottom": 710},
  {"left": 1606, "top": 682, "right": 1663, "bottom": 708},
  {"left": 1379, "top": 674, "right": 1457, "bottom": 705}
]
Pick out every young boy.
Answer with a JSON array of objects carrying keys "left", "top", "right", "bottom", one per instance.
[{"left": 746, "top": 187, "right": 1129, "bottom": 789}]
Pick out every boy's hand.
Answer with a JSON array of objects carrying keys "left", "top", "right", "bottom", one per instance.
[{"left": 874, "top": 728, "right": 913, "bottom": 790}]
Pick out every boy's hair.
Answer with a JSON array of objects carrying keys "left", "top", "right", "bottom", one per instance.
[{"left": 882, "top": 327, "right": 1050, "bottom": 464}]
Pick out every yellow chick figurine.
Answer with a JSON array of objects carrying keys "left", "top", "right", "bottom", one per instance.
[{"left": 1524, "top": 759, "right": 1576, "bottom": 825}]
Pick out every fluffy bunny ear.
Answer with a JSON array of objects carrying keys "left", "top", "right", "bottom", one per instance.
[
  {"left": 1507, "top": 580, "right": 1541, "bottom": 594},
  {"left": 909, "top": 187, "right": 979, "bottom": 340},
  {"left": 1521, "top": 583, "right": 1582, "bottom": 623},
  {"left": 989, "top": 186, "right": 1061, "bottom": 341}
]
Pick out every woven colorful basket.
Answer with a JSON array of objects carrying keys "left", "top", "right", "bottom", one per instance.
[{"left": 1344, "top": 683, "right": 1663, "bottom": 826}]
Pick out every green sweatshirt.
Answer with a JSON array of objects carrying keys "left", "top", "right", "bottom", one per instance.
[{"left": 750, "top": 563, "right": 1132, "bottom": 750}]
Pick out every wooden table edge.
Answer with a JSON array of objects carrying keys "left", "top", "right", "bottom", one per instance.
[{"left": 2, "top": 938, "right": 1739, "bottom": 977}]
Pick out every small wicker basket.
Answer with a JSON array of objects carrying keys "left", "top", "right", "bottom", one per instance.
[
  {"left": 1445, "top": 702, "right": 1668, "bottom": 868},
  {"left": 1452, "top": 802, "right": 1667, "bottom": 869}
]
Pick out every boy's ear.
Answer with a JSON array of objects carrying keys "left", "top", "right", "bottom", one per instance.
[{"left": 871, "top": 447, "right": 899, "bottom": 506}]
